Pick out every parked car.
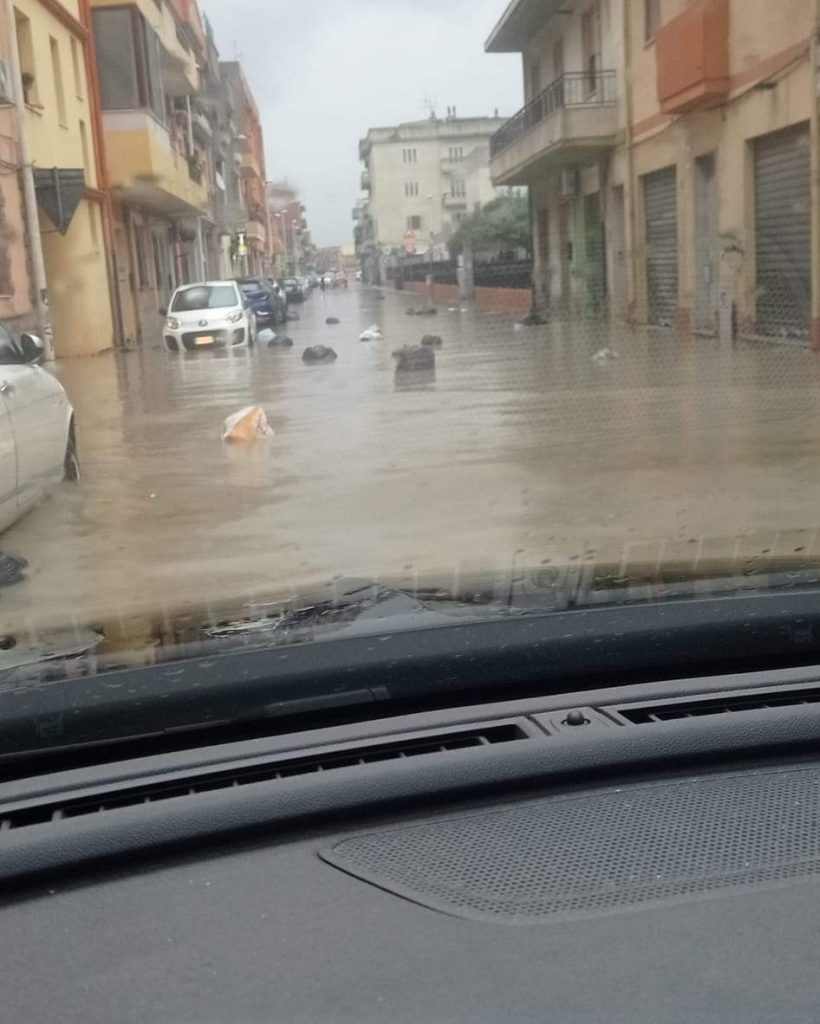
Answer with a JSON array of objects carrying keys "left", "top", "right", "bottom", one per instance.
[
  {"left": 0, "top": 327, "right": 77, "bottom": 534},
  {"left": 279, "top": 277, "right": 305, "bottom": 303},
  {"left": 162, "top": 282, "right": 257, "bottom": 352},
  {"left": 237, "top": 278, "right": 285, "bottom": 327}
]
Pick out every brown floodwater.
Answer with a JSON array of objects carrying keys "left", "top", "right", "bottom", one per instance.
[{"left": 4, "top": 284, "right": 820, "bottom": 634}]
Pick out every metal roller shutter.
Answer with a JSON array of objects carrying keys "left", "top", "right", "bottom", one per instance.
[
  {"left": 644, "top": 166, "right": 678, "bottom": 327},
  {"left": 754, "top": 124, "right": 811, "bottom": 342}
]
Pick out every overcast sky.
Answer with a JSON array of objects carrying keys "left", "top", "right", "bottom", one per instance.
[{"left": 200, "top": 0, "right": 522, "bottom": 247}]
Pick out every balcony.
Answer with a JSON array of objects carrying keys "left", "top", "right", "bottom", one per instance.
[
  {"left": 656, "top": 0, "right": 729, "bottom": 115},
  {"left": 489, "top": 71, "right": 620, "bottom": 186},
  {"left": 245, "top": 219, "right": 266, "bottom": 244},
  {"left": 443, "top": 193, "right": 467, "bottom": 208},
  {"left": 241, "top": 150, "right": 263, "bottom": 180},
  {"left": 361, "top": 170, "right": 371, "bottom": 192},
  {"left": 102, "top": 110, "right": 208, "bottom": 215}
]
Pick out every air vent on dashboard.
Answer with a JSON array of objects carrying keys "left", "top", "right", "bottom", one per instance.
[
  {"left": 0, "top": 723, "right": 528, "bottom": 832},
  {"left": 615, "top": 685, "right": 820, "bottom": 725}
]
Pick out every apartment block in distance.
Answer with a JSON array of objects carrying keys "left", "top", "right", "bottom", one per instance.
[
  {"left": 487, "top": 0, "right": 819, "bottom": 345},
  {"left": 358, "top": 112, "right": 507, "bottom": 283}
]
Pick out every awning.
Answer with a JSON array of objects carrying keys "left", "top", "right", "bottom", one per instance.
[{"left": 34, "top": 168, "right": 86, "bottom": 236}]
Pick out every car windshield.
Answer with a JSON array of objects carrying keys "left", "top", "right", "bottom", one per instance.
[
  {"left": 1, "top": 0, "right": 819, "bottom": 751},
  {"left": 171, "top": 285, "right": 238, "bottom": 312}
]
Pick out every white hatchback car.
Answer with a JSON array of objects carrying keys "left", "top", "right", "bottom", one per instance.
[
  {"left": 0, "top": 327, "right": 77, "bottom": 534},
  {"left": 163, "top": 281, "right": 257, "bottom": 353}
]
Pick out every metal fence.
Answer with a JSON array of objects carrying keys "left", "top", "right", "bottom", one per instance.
[{"left": 490, "top": 70, "right": 618, "bottom": 158}]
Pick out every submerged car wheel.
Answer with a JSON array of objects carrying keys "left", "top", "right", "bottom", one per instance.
[{"left": 64, "top": 421, "right": 80, "bottom": 482}]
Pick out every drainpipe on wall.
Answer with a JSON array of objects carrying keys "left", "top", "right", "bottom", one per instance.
[
  {"left": 79, "top": 0, "right": 125, "bottom": 350},
  {"left": 3, "top": 0, "right": 53, "bottom": 359}
]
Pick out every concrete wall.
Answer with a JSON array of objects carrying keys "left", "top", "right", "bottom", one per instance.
[{"left": 17, "top": 0, "right": 114, "bottom": 355}]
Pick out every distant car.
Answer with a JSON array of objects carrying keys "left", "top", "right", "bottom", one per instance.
[
  {"left": 335, "top": 273, "right": 349, "bottom": 288},
  {"left": 163, "top": 282, "right": 257, "bottom": 352},
  {"left": 354, "top": 270, "right": 363, "bottom": 282},
  {"left": 238, "top": 278, "right": 285, "bottom": 326},
  {"left": 279, "top": 277, "right": 305, "bottom": 303},
  {"left": 0, "top": 327, "right": 78, "bottom": 534},
  {"left": 321, "top": 273, "right": 336, "bottom": 289},
  {"left": 300, "top": 276, "right": 313, "bottom": 296}
]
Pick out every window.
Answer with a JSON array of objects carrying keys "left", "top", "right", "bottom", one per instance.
[
  {"left": 404, "top": 181, "right": 419, "bottom": 197},
  {"left": 453, "top": 211, "right": 467, "bottom": 224},
  {"left": 448, "top": 146, "right": 464, "bottom": 163},
  {"left": 78, "top": 119, "right": 89, "bottom": 172},
  {"left": 88, "top": 203, "right": 99, "bottom": 247},
  {"left": 133, "top": 223, "right": 150, "bottom": 290},
  {"left": 529, "top": 62, "right": 541, "bottom": 100},
  {"left": 407, "top": 215, "right": 423, "bottom": 230},
  {"left": 92, "top": 8, "right": 165, "bottom": 122},
  {"left": 581, "top": 4, "right": 600, "bottom": 94},
  {"left": 70, "top": 38, "right": 83, "bottom": 99},
  {"left": 452, "top": 179, "right": 466, "bottom": 198},
  {"left": 50, "top": 38, "right": 67, "bottom": 126},
  {"left": 552, "top": 38, "right": 564, "bottom": 79},
  {"left": 14, "top": 10, "right": 38, "bottom": 106},
  {"left": 402, "top": 147, "right": 417, "bottom": 163},
  {"left": 645, "top": 0, "right": 661, "bottom": 41}
]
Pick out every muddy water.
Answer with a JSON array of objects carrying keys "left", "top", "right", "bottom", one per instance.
[{"left": 5, "top": 285, "right": 820, "bottom": 633}]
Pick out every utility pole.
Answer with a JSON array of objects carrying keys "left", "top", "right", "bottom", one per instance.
[{"left": 4, "top": 0, "right": 53, "bottom": 359}]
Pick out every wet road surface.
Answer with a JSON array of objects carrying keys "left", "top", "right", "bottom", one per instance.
[{"left": 6, "top": 284, "right": 820, "bottom": 632}]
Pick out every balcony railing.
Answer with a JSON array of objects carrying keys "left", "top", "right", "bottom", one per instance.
[{"left": 490, "top": 70, "right": 617, "bottom": 157}]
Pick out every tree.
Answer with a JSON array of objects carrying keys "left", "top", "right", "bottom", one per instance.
[{"left": 448, "top": 193, "right": 531, "bottom": 258}]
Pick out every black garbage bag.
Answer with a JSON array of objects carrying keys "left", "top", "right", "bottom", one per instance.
[
  {"left": 303, "top": 345, "right": 338, "bottom": 364},
  {"left": 393, "top": 345, "right": 435, "bottom": 372}
]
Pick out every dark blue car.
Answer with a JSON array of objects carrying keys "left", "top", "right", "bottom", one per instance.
[{"left": 237, "top": 278, "right": 286, "bottom": 326}]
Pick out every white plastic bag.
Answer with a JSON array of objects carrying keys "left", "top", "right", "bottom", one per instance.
[{"left": 222, "top": 406, "right": 274, "bottom": 444}]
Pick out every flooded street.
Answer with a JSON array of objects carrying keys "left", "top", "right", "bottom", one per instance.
[{"left": 6, "top": 284, "right": 820, "bottom": 633}]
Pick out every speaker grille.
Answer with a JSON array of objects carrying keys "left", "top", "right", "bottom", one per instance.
[{"left": 321, "top": 765, "right": 820, "bottom": 923}]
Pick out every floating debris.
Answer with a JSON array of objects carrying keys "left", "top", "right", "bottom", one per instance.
[
  {"left": 222, "top": 406, "right": 274, "bottom": 444},
  {"left": 393, "top": 345, "right": 435, "bottom": 371},
  {"left": 303, "top": 345, "right": 338, "bottom": 364}
]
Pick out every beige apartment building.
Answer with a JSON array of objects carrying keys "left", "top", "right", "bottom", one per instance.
[
  {"left": 487, "top": 0, "right": 820, "bottom": 345},
  {"left": 358, "top": 113, "right": 506, "bottom": 281}
]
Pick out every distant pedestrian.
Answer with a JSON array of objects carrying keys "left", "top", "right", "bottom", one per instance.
[{"left": 320, "top": 277, "right": 326, "bottom": 292}]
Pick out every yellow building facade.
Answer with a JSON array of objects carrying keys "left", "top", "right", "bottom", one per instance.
[
  {"left": 14, "top": 0, "right": 114, "bottom": 356},
  {"left": 90, "top": 0, "right": 211, "bottom": 347}
]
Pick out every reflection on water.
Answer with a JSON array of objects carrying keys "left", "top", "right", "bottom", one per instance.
[
  {"left": 4, "top": 284, "right": 820, "bottom": 632},
  {"left": 395, "top": 368, "right": 436, "bottom": 392}
]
